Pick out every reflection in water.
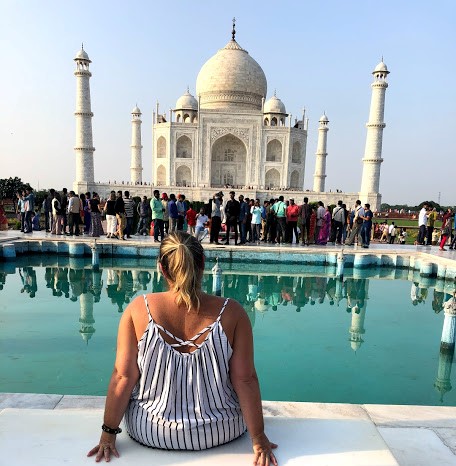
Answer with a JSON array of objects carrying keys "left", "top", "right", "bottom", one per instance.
[{"left": 2, "top": 260, "right": 456, "bottom": 402}]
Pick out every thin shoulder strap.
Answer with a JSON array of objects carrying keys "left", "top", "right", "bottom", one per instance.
[{"left": 143, "top": 294, "right": 153, "bottom": 322}]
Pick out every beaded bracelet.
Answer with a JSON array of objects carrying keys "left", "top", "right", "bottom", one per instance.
[{"left": 101, "top": 423, "right": 122, "bottom": 435}]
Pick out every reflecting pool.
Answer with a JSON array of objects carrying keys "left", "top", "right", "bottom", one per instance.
[{"left": 1, "top": 257, "right": 455, "bottom": 407}]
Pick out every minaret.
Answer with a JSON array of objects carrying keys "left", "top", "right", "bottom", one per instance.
[
  {"left": 130, "top": 105, "right": 143, "bottom": 183},
  {"left": 79, "top": 292, "right": 95, "bottom": 344},
  {"left": 313, "top": 113, "right": 329, "bottom": 192},
  {"left": 74, "top": 45, "right": 95, "bottom": 184},
  {"left": 359, "top": 60, "right": 390, "bottom": 209}
]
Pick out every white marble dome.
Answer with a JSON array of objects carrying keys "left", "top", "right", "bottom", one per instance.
[
  {"left": 374, "top": 61, "right": 389, "bottom": 73},
  {"left": 75, "top": 49, "right": 90, "bottom": 61},
  {"left": 319, "top": 113, "right": 329, "bottom": 122},
  {"left": 196, "top": 39, "right": 267, "bottom": 111},
  {"left": 264, "top": 94, "right": 286, "bottom": 114},
  {"left": 175, "top": 90, "right": 198, "bottom": 110},
  {"left": 131, "top": 105, "right": 141, "bottom": 114}
]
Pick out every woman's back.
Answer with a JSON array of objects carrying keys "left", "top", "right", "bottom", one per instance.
[{"left": 124, "top": 292, "right": 246, "bottom": 450}]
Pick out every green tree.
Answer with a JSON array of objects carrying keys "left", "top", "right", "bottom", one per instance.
[{"left": 0, "top": 177, "right": 33, "bottom": 208}]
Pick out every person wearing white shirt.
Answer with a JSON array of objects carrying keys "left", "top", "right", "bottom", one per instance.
[{"left": 417, "top": 204, "right": 428, "bottom": 245}]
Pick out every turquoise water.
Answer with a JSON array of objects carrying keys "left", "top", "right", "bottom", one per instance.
[{"left": 1, "top": 257, "right": 455, "bottom": 406}]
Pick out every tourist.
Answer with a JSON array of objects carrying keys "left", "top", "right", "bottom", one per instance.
[
  {"left": 82, "top": 192, "right": 91, "bottom": 234},
  {"left": 285, "top": 198, "right": 299, "bottom": 244},
  {"left": 31, "top": 210, "right": 41, "bottom": 231},
  {"left": 23, "top": 187, "right": 35, "bottom": 234},
  {"left": 417, "top": 203, "right": 428, "bottom": 245},
  {"left": 168, "top": 194, "right": 179, "bottom": 233},
  {"left": 51, "top": 191, "right": 63, "bottom": 235},
  {"left": 224, "top": 191, "right": 240, "bottom": 245},
  {"left": 309, "top": 207, "right": 317, "bottom": 244},
  {"left": 16, "top": 191, "right": 25, "bottom": 232},
  {"left": 238, "top": 194, "right": 248, "bottom": 244},
  {"left": 427, "top": 207, "right": 438, "bottom": 246},
  {"left": 61, "top": 188, "right": 68, "bottom": 234},
  {"left": 331, "top": 200, "right": 345, "bottom": 245},
  {"left": 399, "top": 227, "right": 408, "bottom": 244},
  {"left": 136, "top": 196, "right": 151, "bottom": 236},
  {"left": 176, "top": 194, "right": 187, "bottom": 231},
  {"left": 388, "top": 222, "right": 396, "bottom": 244},
  {"left": 123, "top": 191, "right": 135, "bottom": 238},
  {"left": 260, "top": 200, "right": 268, "bottom": 240},
  {"left": 43, "top": 193, "right": 52, "bottom": 232},
  {"left": 104, "top": 192, "right": 117, "bottom": 238},
  {"left": 265, "top": 198, "right": 277, "bottom": 243},
  {"left": 209, "top": 191, "right": 223, "bottom": 245},
  {"left": 360, "top": 203, "right": 373, "bottom": 248},
  {"left": 195, "top": 207, "right": 209, "bottom": 242},
  {"left": 87, "top": 232, "right": 277, "bottom": 464},
  {"left": 439, "top": 208, "right": 453, "bottom": 251},
  {"left": 185, "top": 203, "right": 197, "bottom": 236},
  {"left": 380, "top": 222, "right": 389, "bottom": 242},
  {"left": 114, "top": 190, "right": 126, "bottom": 240},
  {"left": 245, "top": 198, "right": 253, "bottom": 243},
  {"left": 345, "top": 200, "right": 364, "bottom": 246},
  {"left": 341, "top": 203, "right": 349, "bottom": 243},
  {"left": 298, "top": 197, "right": 312, "bottom": 246},
  {"left": 314, "top": 201, "right": 325, "bottom": 243},
  {"left": 151, "top": 189, "right": 165, "bottom": 242},
  {"left": 89, "top": 192, "right": 104, "bottom": 237},
  {"left": 272, "top": 195, "right": 287, "bottom": 244},
  {"left": 67, "top": 190, "right": 81, "bottom": 236},
  {"left": 251, "top": 199, "right": 262, "bottom": 244},
  {"left": 316, "top": 205, "right": 331, "bottom": 245},
  {"left": 161, "top": 193, "right": 169, "bottom": 235}
]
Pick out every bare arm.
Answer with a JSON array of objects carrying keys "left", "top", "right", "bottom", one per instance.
[
  {"left": 230, "top": 309, "right": 278, "bottom": 465},
  {"left": 87, "top": 306, "right": 140, "bottom": 462}
]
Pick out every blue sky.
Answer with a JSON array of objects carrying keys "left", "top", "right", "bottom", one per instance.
[{"left": 0, "top": 0, "right": 454, "bottom": 205}]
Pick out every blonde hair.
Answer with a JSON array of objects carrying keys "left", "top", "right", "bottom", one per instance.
[{"left": 159, "top": 232, "right": 205, "bottom": 311}]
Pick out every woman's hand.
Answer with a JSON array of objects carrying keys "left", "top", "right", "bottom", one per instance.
[
  {"left": 87, "top": 432, "right": 120, "bottom": 462},
  {"left": 252, "top": 432, "right": 278, "bottom": 466}
]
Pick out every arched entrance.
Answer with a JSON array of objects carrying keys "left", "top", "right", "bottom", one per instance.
[
  {"left": 211, "top": 134, "right": 247, "bottom": 187},
  {"left": 156, "top": 165, "right": 166, "bottom": 185},
  {"left": 265, "top": 168, "right": 280, "bottom": 189},
  {"left": 290, "top": 170, "right": 300, "bottom": 189},
  {"left": 176, "top": 135, "right": 192, "bottom": 158},
  {"left": 176, "top": 165, "right": 191, "bottom": 187}
]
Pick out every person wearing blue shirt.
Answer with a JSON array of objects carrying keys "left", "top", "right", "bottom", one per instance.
[
  {"left": 360, "top": 203, "right": 373, "bottom": 248},
  {"left": 23, "top": 188, "right": 35, "bottom": 234}
]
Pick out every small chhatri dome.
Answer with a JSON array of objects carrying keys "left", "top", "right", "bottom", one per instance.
[
  {"left": 75, "top": 47, "right": 90, "bottom": 62},
  {"left": 374, "top": 61, "right": 389, "bottom": 73},
  {"left": 132, "top": 105, "right": 141, "bottom": 114},
  {"left": 319, "top": 113, "right": 329, "bottom": 122},
  {"left": 264, "top": 94, "right": 286, "bottom": 114},
  {"left": 196, "top": 23, "right": 267, "bottom": 111},
  {"left": 175, "top": 89, "right": 198, "bottom": 110}
]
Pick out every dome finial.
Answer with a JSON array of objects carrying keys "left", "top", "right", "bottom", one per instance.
[
  {"left": 232, "top": 17, "right": 236, "bottom": 41},
  {"left": 187, "top": 85, "right": 190, "bottom": 93},
  {"left": 274, "top": 89, "right": 277, "bottom": 97},
  {"left": 81, "top": 42, "right": 84, "bottom": 50}
]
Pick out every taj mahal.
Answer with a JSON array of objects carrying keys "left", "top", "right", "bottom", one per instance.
[{"left": 73, "top": 23, "right": 389, "bottom": 210}]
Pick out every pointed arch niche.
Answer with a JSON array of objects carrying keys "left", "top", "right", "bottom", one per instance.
[
  {"left": 266, "top": 139, "right": 282, "bottom": 162},
  {"left": 157, "top": 136, "right": 166, "bottom": 158},
  {"left": 211, "top": 133, "right": 247, "bottom": 187},
  {"left": 176, "top": 165, "right": 191, "bottom": 187},
  {"left": 290, "top": 170, "right": 300, "bottom": 189},
  {"left": 265, "top": 168, "right": 280, "bottom": 189},
  {"left": 156, "top": 165, "right": 166, "bottom": 186},
  {"left": 176, "top": 135, "right": 192, "bottom": 158},
  {"left": 292, "top": 141, "right": 302, "bottom": 163}
]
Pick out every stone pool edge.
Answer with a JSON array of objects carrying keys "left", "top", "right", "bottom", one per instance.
[{"left": 1, "top": 393, "right": 456, "bottom": 464}]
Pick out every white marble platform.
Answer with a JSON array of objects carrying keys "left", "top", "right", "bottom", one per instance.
[{"left": 0, "top": 408, "right": 398, "bottom": 466}]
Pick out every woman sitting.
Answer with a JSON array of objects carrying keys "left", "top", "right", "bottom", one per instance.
[{"left": 88, "top": 231, "right": 278, "bottom": 465}]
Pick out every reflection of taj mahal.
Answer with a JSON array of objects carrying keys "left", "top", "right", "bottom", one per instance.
[{"left": 73, "top": 23, "right": 390, "bottom": 210}]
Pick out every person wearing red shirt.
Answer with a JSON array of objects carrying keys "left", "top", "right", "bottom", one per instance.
[
  {"left": 186, "top": 204, "right": 197, "bottom": 236},
  {"left": 285, "top": 198, "right": 299, "bottom": 244}
]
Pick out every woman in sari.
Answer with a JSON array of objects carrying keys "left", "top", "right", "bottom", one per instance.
[
  {"left": 309, "top": 208, "right": 316, "bottom": 244},
  {"left": 317, "top": 206, "right": 332, "bottom": 245}
]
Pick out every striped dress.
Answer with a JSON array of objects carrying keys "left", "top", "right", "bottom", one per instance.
[{"left": 124, "top": 296, "right": 246, "bottom": 450}]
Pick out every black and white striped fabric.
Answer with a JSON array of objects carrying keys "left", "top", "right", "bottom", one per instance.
[{"left": 124, "top": 295, "right": 246, "bottom": 450}]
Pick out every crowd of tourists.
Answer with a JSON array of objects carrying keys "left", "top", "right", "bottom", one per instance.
[
  {"left": 17, "top": 187, "right": 456, "bottom": 251},
  {"left": 415, "top": 203, "right": 455, "bottom": 251}
]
